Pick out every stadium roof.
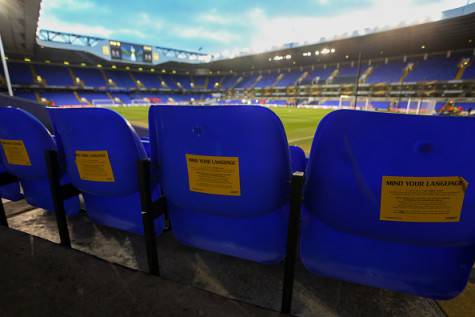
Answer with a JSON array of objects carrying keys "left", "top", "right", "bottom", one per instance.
[
  {"left": 204, "top": 12, "right": 475, "bottom": 72},
  {"left": 0, "top": 0, "right": 41, "bottom": 55}
]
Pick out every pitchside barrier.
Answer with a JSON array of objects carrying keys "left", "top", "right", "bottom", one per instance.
[{"left": 0, "top": 105, "right": 474, "bottom": 314}]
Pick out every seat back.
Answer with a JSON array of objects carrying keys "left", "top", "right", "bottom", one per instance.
[
  {"left": 0, "top": 107, "right": 79, "bottom": 213},
  {"left": 289, "top": 145, "right": 306, "bottom": 173},
  {"left": 0, "top": 107, "right": 56, "bottom": 179},
  {"left": 301, "top": 110, "right": 475, "bottom": 298},
  {"left": 149, "top": 105, "right": 291, "bottom": 262},
  {"left": 48, "top": 107, "right": 162, "bottom": 235},
  {"left": 48, "top": 107, "right": 147, "bottom": 196}
]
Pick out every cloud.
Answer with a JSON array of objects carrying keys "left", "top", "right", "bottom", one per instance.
[
  {"left": 115, "top": 28, "right": 147, "bottom": 39},
  {"left": 42, "top": 0, "right": 97, "bottom": 11},
  {"left": 173, "top": 26, "right": 237, "bottom": 43},
  {"left": 197, "top": 10, "right": 233, "bottom": 25},
  {"left": 135, "top": 12, "right": 162, "bottom": 30},
  {"left": 38, "top": 15, "right": 115, "bottom": 38},
  {"left": 247, "top": 0, "right": 467, "bottom": 51}
]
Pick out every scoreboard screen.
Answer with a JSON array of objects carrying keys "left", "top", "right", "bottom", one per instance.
[
  {"left": 143, "top": 46, "right": 153, "bottom": 63},
  {"left": 110, "top": 41, "right": 122, "bottom": 59},
  {"left": 109, "top": 41, "right": 153, "bottom": 63}
]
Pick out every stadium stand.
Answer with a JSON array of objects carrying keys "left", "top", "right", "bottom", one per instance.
[
  {"left": 14, "top": 90, "right": 37, "bottom": 101},
  {"left": 40, "top": 91, "right": 80, "bottom": 106},
  {"left": 160, "top": 74, "right": 179, "bottom": 90},
  {"left": 371, "top": 100, "right": 391, "bottom": 109},
  {"left": 404, "top": 54, "right": 462, "bottom": 82},
  {"left": 277, "top": 69, "right": 304, "bottom": 87},
  {"left": 8, "top": 62, "right": 34, "bottom": 85},
  {"left": 35, "top": 64, "right": 74, "bottom": 86},
  {"left": 254, "top": 72, "right": 279, "bottom": 88},
  {"left": 207, "top": 75, "right": 223, "bottom": 89},
  {"left": 174, "top": 74, "right": 193, "bottom": 90},
  {"left": 234, "top": 73, "right": 260, "bottom": 89},
  {"left": 220, "top": 74, "right": 240, "bottom": 89},
  {"left": 133, "top": 71, "right": 162, "bottom": 88},
  {"left": 366, "top": 59, "right": 406, "bottom": 84},
  {"left": 111, "top": 92, "right": 132, "bottom": 104},
  {"left": 104, "top": 69, "right": 136, "bottom": 88},
  {"left": 333, "top": 64, "right": 358, "bottom": 84},
  {"left": 462, "top": 59, "right": 475, "bottom": 79},
  {"left": 192, "top": 75, "right": 207, "bottom": 89},
  {"left": 71, "top": 67, "right": 108, "bottom": 88},
  {"left": 78, "top": 92, "right": 111, "bottom": 104},
  {"left": 299, "top": 66, "right": 335, "bottom": 85}
]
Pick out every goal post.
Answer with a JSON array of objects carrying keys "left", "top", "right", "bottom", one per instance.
[{"left": 92, "top": 99, "right": 119, "bottom": 107}]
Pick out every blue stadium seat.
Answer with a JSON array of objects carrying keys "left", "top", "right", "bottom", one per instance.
[
  {"left": 234, "top": 74, "right": 258, "bottom": 89},
  {"left": 301, "top": 110, "right": 475, "bottom": 299},
  {"left": 72, "top": 67, "right": 107, "bottom": 88},
  {"left": 277, "top": 70, "right": 304, "bottom": 87},
  {"left": 300, "top": 67, "right": 335, "bottom": 85},
  {"left": 366, "top": 60, "right": 405, "bottom": 84},
  {"left": 289, "top": 145, "right": 306, "bottom": 173},
  {"left": 8, "top": 62, "right": 34, "bottom": 85},
  {"left": 0, "top": 160, "right": 22, "bottom": 201},
  {"left": 35, "top": 64, "right": 74, "bottom": 86},
  {"left": 41, "top": 91, "right": 80, "bottom": 106},
  {"left": 14, "top": 91, "right": 37, "bottom": 102},
  {"left": 48, "top": 107, "right": 164, "bottom": 235},
  {"left": 254, "top": 73, "right": 279, "bottom": 88},
  {"left": 220, "top": 75, "right": 240, "bottom": 89},
  {"left": 207, "top": 76, "right": 223, "bottom": 89},
  {"left": 0, "top": 107, "right": 80, "bottom": 214},
  {"left": 148, "top": 105, "right": 292, "bottom": 263}
]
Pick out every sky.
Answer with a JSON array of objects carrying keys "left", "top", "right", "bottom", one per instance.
[{"left": 38, "top": 0, "right": 470, "bottom": 54}]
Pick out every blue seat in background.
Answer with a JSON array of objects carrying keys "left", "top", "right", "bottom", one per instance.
[
  {"left": 0, "top": 160, "right": 23, "bottom": 201},
  {"left": 301, "top": 110, "right": 475, "bottom": 299},
  {"left": 148, "top": 105, "right": 292, "bottom": 263},
  {"left": 289, "top": 145, "right": 306, "bottom": 173},
  {"left": 48, "top": 107, "right": 164, "bottom": 235},
  {"left": 0, "top": 107, "right": 80, "bottom": 214}
]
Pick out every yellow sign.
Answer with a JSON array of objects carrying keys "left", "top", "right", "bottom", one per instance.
[
  {"left": 75, "top": 150, "right": 115, "bottom": 182},
  {"left": 0, "top": 139, "right": 31, "bottom": 166},
  {"left": 186, "top": 154, "right": 241, "bottom": 196},
  {"left": 380, "top": 176, "right": 468, "bottom": 222}
]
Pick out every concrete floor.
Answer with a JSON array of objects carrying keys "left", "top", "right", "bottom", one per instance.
[
  {"left": 2, "top": 198, "right": 462, "bottom": 316},
  {"left": 0, "top": 227, "right": 280, "bottom": 317}
]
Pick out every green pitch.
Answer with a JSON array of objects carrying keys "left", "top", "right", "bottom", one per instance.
[{"left": 111, "top": 106, "right": 333, "bottom": 153}]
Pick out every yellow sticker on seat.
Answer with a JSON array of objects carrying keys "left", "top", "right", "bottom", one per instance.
[
  {"left": 75, "top": 150, "right": 115, "bottom": 182},
  {"left": 186, "top": 154, "right": 240, "bottom": 196},
  {"left": 0, "top": 139, "right": 31, "bottom": 166},
  {"left": 380, "top": 176, "right": 468, "bottom": 222}
]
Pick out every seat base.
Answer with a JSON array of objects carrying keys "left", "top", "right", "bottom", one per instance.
[
  {"left": 300, "top": 211, "right": 475, "bottom": 299},
  {"left": 170, "top": 205, "right": 289, "bottom": 264},
  {"left": 84, "top": 192, "right": 164, "bottom": 236}
]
